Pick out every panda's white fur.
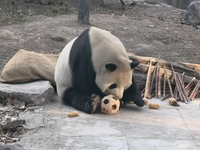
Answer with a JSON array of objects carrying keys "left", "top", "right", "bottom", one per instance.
[
  {"left": 90, "top": 27, "right": 133, "bottom": 99},
  {"left": 54, "top": 38, "right": 76, "bottom": 97},
  {"left": 55, "top": 27, "right": 144, "bottom": 114}
]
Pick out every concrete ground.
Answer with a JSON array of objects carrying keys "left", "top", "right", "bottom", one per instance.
[{"left": 15, "top": 97, "right": 200, "bottom": 150}]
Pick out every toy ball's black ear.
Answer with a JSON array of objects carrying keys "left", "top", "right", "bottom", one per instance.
[
  {"left": 105, "top": 63, "right": 117, "bottom": 72},
  {"left": 130, "top": 61, "right": 139, "bottom": 69}
]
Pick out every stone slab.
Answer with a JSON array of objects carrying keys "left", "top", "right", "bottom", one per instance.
[
  {"left": 0, "top": 80, "right": 55, "bottom": 105},
  {"left": 16, "top": 98, "right": 200, "bottom": 150},
  {"left": 19, "top": 111, "right": 44, "bottom": 129}
]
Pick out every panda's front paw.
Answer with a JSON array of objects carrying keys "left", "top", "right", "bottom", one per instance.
[
  {"left": 90, "top": 94, "right": 101, "bottom": 114},
  {"left": 120, "top": 100, "right": 134, "bottom": 106},
  {"left": 122, "top": 95, "right": 144, "bottom": 107}
]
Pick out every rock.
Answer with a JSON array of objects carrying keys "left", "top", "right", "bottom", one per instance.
[
  {"left": 40, "top": 0, "right": 53, "bottom": 5},
  {"left": 0, "top": 143, "right": 29, "bottom": 150},
  {"left": 184, "top": 1, "right": 200, "bottom": 25},
  {"left": 136, "top": 0, "right": 196, "bottom": 9},
  {"left": 24, "top": 0, "right": 40, "bottom": 4},
  {"left": 121, "top": 0, "right": 135, "bottom": 6},
  {"left": 25, "top": 0, "right": 59, "bottom": 4},
  {"left": 19, "top": 111, "right": 44, "bottom": 129},
  {"left": 0, "top": 81, "right": 55, "bottom": 105},
  {"left": 102, "top": 0, "right": 123, "bottom": 9}
]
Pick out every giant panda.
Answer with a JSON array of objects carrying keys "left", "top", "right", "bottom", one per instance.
[{"left": 55, "top": 27, "right": 144, "bottom": 114}]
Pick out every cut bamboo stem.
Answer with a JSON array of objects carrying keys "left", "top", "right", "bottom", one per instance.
[
  {"left": 189, "top": 80, "right": 200, "bottom": 100},
  {"left": 166, "top": 70, "right": 174, "bottom": 98},
  {"left": 176, "top": 73, "right": 190, "bottom": 103},
  {"left": 155, "top": 64, "right": 158, "bottom": 98},
  {"left": 150, "top": 68, "right": 156, "bottom": 96},
  {"left": 144, "top": 61, "right": 152, "bottom": 99},
  {"left": 185, "top": 77, "right": 197, "bottom": 96},
  {"left": 128, "top": 54, "right": 200, "bottom": 79},
  {"left": 163, "top": 66, "right": 167, "bottom": 98},
  {"left": 171, "top": 64, "right": 190, "bottom": 103},
  {"left": 157, "top": 62, "right": 162, "bottom": 98}
]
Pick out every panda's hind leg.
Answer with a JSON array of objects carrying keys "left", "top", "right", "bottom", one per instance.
[{"left": 62, "top": 88, "right": 101, "bottom": 114}]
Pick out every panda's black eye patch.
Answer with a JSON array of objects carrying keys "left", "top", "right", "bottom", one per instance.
[
  {"left": 104, "top": 99, "right": 109, "bottom": 104},
  {"left": 108, "top": 84, "right": 117, "bottom": 89},
  {"left": 105, "top": 63, "right": 117, "bottom": 72}
]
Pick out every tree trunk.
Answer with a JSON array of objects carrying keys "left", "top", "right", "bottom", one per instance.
[{"left": 78, "top": 0, "right": 90, "bottom": 24}]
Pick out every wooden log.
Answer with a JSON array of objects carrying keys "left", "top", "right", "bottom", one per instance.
[
  {"left": 129, "top": 54, "right": 200, "bottom": 98},
  {"left": 129, "top": 54, "right": 200, "bottom": 80},
  {"left": 133, "top": 63, "right": 197, "bottom": 85}
]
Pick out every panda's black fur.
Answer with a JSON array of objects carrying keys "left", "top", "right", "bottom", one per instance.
[
  {"left": 62, "top": 28, "right": 105, "bottom": 113},
  {"left": 69, "top": 28, "right": 102, "bottom": 96},
  {"left": 55, "top": 27, "right": 144, "bottom": 114}
]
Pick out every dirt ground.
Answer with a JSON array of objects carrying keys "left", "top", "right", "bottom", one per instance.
[{"left": 0, "top": 0, "right": 200, "bottom": 74}]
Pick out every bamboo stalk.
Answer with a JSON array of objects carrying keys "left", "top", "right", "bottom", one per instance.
[
  {"left": 185, "top": 77, "right": 197, "bottom": 96},
  {"left": 150, "top": 68, "right": 156, "bottom": 96},
  {"left": 163, "top": 66, "right": 167, "bottom": 98},
  {"left": 166, "top": 70, "right": 174, "bottom": 98},
  {"left": 157, "top": 62, "right": 162, "bottom": 98},
  {"left": 144, "top": 61, "right": 153, "bottom": 99},
  {"left": 171, "top": 64, "right": 189, "bottom": 103},
  {"left": 176, "top": 73, "right": 190, "bottom": 103},
  {"left": 128, "top": 54, "right": 200, "bottom": 79},
  {"left": 174, "top": 87, "right": 178, "bottom": 100},
  {"left": 189, "top": 80, "right": 200, "bottom": 100}
]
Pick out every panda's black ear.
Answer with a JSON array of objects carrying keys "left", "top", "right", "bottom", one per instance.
[
  {"left": 105, "top": 63, "right": 117, "bottom": 72},
  {"left": 130, "top": 61, "right": 139, "bottom": 69}
]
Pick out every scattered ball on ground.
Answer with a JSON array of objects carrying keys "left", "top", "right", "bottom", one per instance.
[
  {"left": 101, "top": 95, "right": 120, "bottom": 115},
  {"left": 68, "top": 111, "right": 79, "bottom": 117}
]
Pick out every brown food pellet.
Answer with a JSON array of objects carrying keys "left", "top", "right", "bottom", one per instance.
[
  {"left": 149, "top": 103, "right": 160, "bottom": 109},
  {"left": 68, "top": 111, "right": 79, "bottom": 117}
]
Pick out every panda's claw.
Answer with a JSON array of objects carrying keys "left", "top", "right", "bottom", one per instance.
[{"left": 91, "top": 94, "right": 101, "bottom": 114}]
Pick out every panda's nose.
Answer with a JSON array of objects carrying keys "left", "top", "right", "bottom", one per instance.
[
  {"left": 116, "top": 92, "right": 123, "bottom": 99},
  {"left": 117, "top": 95, "right": 123, "bottom": 99},
  {"left": 116, "top": 89, "right": 124, "bottom": 99}
]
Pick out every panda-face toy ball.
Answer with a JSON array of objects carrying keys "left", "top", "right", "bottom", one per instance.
[{"left": 101, "top": 95, "right": 120, "bottom": 115}]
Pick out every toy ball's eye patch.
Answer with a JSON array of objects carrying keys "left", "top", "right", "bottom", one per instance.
[
  {"left": 108, "top": 84, "right": 117, "bottom": 89},
  {"left": 104, "top": 99, "right": 109, "bottom": 104},
  {"left": 112, "top": 104, "right": 117, "bottom": 110},
  {"left": 113, "top": 96, "right": 118, "bottom": 100}
]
